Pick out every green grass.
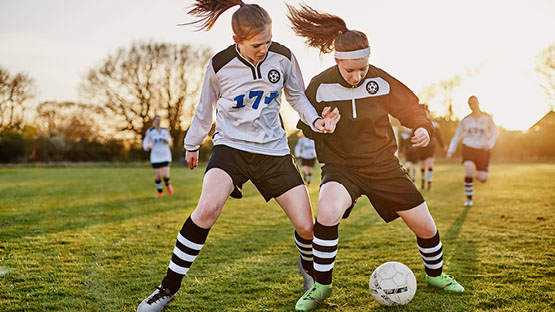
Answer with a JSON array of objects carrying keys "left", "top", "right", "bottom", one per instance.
[{"left": 1, "top": 162, "right": 554, "bottom": 311}]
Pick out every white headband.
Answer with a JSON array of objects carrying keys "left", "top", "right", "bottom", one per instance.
[{"left": 334, "top": 47, "right": 371, "bottom": 60}]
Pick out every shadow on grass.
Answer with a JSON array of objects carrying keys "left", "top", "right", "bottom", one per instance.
[{"left": 0, "top": 196, "right": 198, "bottom": 242}]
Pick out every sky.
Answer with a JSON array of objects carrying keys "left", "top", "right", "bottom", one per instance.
[{"left": 1, "top": 0, "right": 554, "bottom": 131}]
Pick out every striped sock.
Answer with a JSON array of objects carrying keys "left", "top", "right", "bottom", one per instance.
[
  {"left": 421, "top": 168, "right": 426, "bottom": 189},
  {"left": 417, "top": 231, "right": 443, "bottom": 277},
  {"left": 427, "top": 168, "right": 433, "bottom": 188},
  {"left": 312, "top": 220, "right": 338, "bottom": 285},
  {"left": 163, "top": 177, "right": 170, "bottom": 186},
  {"left": 464, "top": 177, "right": 473, "bottom": 200},
  {"left": 295, "top": 231, "right": 313, "bottom": 274},
  {"left": 411, "top": 169, "right": 416, "bottom": 182},
  {"left": 155, "top": 179, "right": 163, "bottom": 193},
  {"left": 162, "top": 216, "right": 210, "bottom": 294}
]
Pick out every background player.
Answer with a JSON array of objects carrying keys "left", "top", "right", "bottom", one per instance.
[
  {"left": 447, "top": 95, "right": 498, "bottom": 206},
  {"left": 399, "top": 126, "right": 418, "bottom": 181},
  {"left": 294, "top": 131, "right": 317, "bottom": 184},
  {"left": 142, "top": 115, "right": 173, "bottom": 197},
  {"left": 418, "top": 105, "right": 446, "bottom": 190}
]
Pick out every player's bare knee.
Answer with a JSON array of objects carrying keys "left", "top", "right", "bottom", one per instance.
[
  {"left": 476, "top": 172, "right": 488, "bottom": 183},
  {"left": 316, "top": 206, "right": 343, "bottom": 226},
  {"left": 296, "top": 224, "right": 314, "bottom": 240},
  {"left": 419, "top": 224, "right": 438, "bottom": 238},
  {"left": 194, "top": 202, "right": 222, "bottom": 224}
]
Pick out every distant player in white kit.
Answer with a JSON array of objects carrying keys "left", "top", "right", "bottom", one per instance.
[
  {"left": 447, "top": 96, "right": 498, "bottom": 207},
  {"left": 142, "top": 115, "right": 174, "bottom": 198},
  {"left": 294, "top": 132, "right": 317, "bottom": 184}
]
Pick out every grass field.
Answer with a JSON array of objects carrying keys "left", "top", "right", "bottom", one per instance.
[{"left": 1, "top": 161, "right": 554, "bottom": 311}]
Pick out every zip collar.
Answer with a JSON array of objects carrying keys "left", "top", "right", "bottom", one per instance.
[{"left": 234, "top": 44, "right": 269, "bottom": 80}]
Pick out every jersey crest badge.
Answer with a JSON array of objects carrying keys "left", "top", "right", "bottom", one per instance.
[
  {"left": 268, "top": 69, "right": 281, "bottom": 84},
  {"left": 366, "top": 80, "right": 379, "bottom": 94}
]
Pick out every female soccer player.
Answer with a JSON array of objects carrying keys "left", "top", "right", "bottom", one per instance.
[
  {"left": 287, "top": 4, "right": 464, "bottom": 311},
  {"left": 418, "top": 105, "right": 446, "bottom": 190},
  {"left": 447, "top": 95, "right": 498, "bottom": 207},
  {"left": 137, "top": 1, "right": 339, "bottom": 311},
  {"left": 142, "top": 115, "right": 173, "bottom": 197},
  {"left": 294, "top": 132, "right": 317, "bottom": 184},
  {"left": 399, "top": 126, "right": 419, "bottom": 181}
]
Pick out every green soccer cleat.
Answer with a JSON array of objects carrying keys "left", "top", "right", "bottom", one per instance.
[
  {"left": 426, "top": 273, "right": 465, "bottom": 292},
  {"left": 295, "top": 282, "right": 332, "bottom": 311}
]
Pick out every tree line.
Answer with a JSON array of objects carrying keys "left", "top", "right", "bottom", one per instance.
[
  {"left": 0, "top": 41, "right": 213, "bottom": 163},
  {"left": 1, "top": 42, "right": 554, "bottom": 163}
]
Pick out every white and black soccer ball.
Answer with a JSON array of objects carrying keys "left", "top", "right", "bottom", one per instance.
[{"left": 369, "top": 261, "right": 417, "bottom": 306}]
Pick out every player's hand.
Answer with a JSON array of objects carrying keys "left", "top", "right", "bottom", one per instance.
[
  {"left": 163, "top": 139, "right": 170, "bottom": 144},
  {"left": 315, "top": 107, "right": 340, "bottom": 133},
  {"left": 411, "top": 128, "right": 430, "bottom": 147},
  {"left": 185, "top": 150, "right": 199, "bottom": 170}
]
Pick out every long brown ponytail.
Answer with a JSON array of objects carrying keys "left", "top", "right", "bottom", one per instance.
[
  {"left": 286, "top": 3, "right": 368, "bottom": 54},
  {"left": 186, "top": 0, "right": 272, "bottom": 41}
]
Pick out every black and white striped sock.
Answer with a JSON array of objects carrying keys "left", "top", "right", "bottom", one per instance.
[
  {"left": 295, "top": 231, "right": 313, "bottom": 274},
  {"left": 417, "top": 231, "right": 443, "bottom": 277},
  {"left": 155, "top": 179, "right": 163, "bottom": 193},
  {"left": 464, "top": 177, "right": 473, "bottom": 200},
  {"left": 427, "top": 168, "right": 433, "bottom": 188},
  {"left": 162, "top": 216, "right": 210, "bottom": 294},
  {"left": 163, "top": 177, "right": 170, "bottom": 186},
  {"left": 312, "top": 220, "right": 338, "bottom": 285}
]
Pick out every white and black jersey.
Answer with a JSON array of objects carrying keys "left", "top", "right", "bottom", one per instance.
[
  {"left": 294, "top": 137, "right": 316, "bottom": 160},
  {"left": 184, "top": 42, "right": 321, "bottom": 156},
  {"left": 448, "top": 113, "right": 498, "bottom": 155},
  {"left": 143, "top": 127, "right": 172, "bottom": 164}
]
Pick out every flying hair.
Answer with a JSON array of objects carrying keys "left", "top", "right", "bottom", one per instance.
[
  {"left": 185, "top": 0, "right": 244, "bottom": 31},
  {"left": 184, "top": 0, "right": 271, "bottom": 41},
  {"left": 286, "top": 3, "right": 369, "bottom": 54}
]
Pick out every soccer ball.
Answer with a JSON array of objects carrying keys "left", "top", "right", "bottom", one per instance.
[{"left": 369, "top": 261, "right": 417, "bottom": 306}]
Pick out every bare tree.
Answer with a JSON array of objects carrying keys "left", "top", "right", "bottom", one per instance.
[
  {"left": 80, "top": 41, "right": 212, "bottom": 154},
  {"left": 0, "top": 66, "right": 37, "bottom": 132},
  {"left": 418, "top": 66, "right": 482, "bottom": 120},
  {"left": 535, "top": 43, "right": 555, "bottom": 109},
  {"left": 36, "top": 101, "right": 106, "bottom": 141}
]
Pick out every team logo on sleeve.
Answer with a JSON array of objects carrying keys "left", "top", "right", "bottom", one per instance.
[
  {"left": 366, "top": 80, "right": 379, "bottom": 94},
  {"left": 268, "top": 69, "right": 281, "bottom": 84}
]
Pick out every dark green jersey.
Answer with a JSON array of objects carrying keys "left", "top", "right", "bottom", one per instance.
[{"left": 298, "top": 64, "right": 433, "bottom": 171}]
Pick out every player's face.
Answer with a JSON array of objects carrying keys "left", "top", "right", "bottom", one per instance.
[
  {"left": 153, "top": 116, "right": 161, "bottom": 127},
  {"left": 236, "top": 24, "right": 272, "bottom": 65},
  {"left": 468, "top": 97, "right": 480, "bottom": 112},
  {"left": 336, "top": 57, "right": 370, "bottom": 86}
]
